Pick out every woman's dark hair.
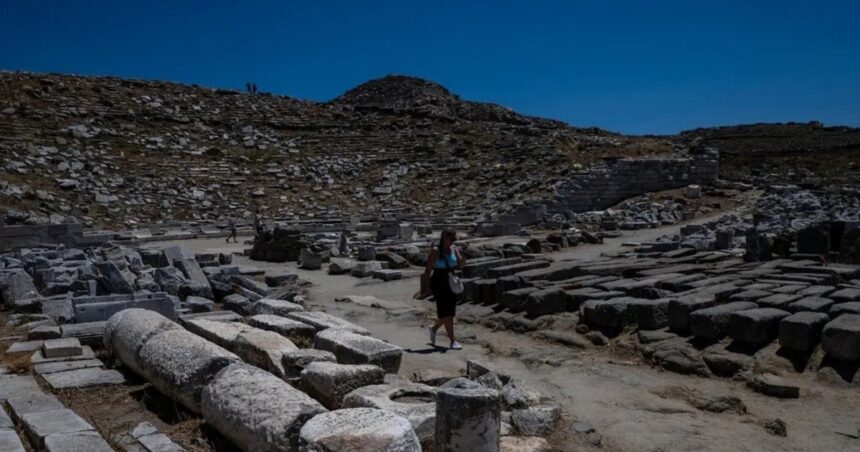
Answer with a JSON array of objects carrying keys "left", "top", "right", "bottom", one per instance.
[{"left": 437, "top": 228, "right": 457, "bottom": 256}]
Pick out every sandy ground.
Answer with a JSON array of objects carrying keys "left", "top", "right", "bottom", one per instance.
[{"left": 156, "top": 218, "right": 860, "bottom": 452}]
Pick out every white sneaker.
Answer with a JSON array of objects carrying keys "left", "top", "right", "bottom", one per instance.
[
  {"left": 429, "top": 327, "right": 436, "bottom": 346},
  {"left": 450, "top": 341, "right": 462, "bottom": 350}
]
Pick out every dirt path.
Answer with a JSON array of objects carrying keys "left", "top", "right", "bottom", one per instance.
[{"left": 158, "top": 216, "right": 860, "bottom": 452}]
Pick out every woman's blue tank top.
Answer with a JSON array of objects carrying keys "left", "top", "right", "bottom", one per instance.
[{"left": 434, "top": 248, "right": 458, "bottom": 269}]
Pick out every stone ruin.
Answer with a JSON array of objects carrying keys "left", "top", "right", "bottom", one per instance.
[{"left": 0, "top": 237, "right": 559, "bottom": 451}]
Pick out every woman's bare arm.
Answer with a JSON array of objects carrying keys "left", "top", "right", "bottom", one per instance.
[{"left": 424, "top": 249, "right": 438, "bottom": 276}]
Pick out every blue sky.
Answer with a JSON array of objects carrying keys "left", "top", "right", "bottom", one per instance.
[{"left": 1, "top": 0, "right": 858, "bottom": 134}]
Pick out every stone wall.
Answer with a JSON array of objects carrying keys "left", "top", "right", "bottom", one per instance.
[{"left": 544, "top": 149, "right": 719, "bottom": 215}]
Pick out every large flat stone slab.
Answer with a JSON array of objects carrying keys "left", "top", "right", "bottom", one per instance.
[
  {"left": 0, "top": 375, "right": 41, "bottom": 403},
  {"left": 299, "top": 408, "right": 420, "bottom": 451},
  {"left": 184, "top": 318, "right": 254, "bottom": 348},
  {"left": 6, "top": 393, "right": 64, "bottom": 422},
  {"left": 21, "top": 408, "right": 94, "bottom": 448},
  {"left": 287, "top": 311, "right": 369, "bottom": 335},
  {"left": 0, "top": 430, "right": 25, "bottom": 452},
  {"left": 315, "top": 328, "right": 403, "bottom": 373},
  {"left": 250, "top": 298, "right": 305, "bottom": 316},
  {"left": 44, "top": 430, "right": 113, "bottom": 452},
  {"left": 41, "top": 368, "right": 125, "bottom": 389},
  {"left": 247, "top": 314, "right": 316, "bottom": 342},
  {"left": 202, "top": 363, "right": 327, "bottom": 452},
  {"left": 6, "top": 340, "right": 44, "bottom": 354},
  {"left": 34, "top": 359, "right": 104, "bottom": 375}
]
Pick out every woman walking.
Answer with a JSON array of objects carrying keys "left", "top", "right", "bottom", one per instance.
[{"left": 422, "top": 228, "right": 465, "bottom": 350}]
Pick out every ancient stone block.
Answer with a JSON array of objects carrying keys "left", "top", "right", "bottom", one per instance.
[
  {"left": 287, "top": 311, "right": 369, "bottom": 335},
  {"left": 628, "top": 298, "right": 671, "bottom": 330},
  {"left": 300, "top": 408, "right": 420, "bottom": 451},
  {"left": 42, "top": 338, "right": 82, "bottom": 359},
  {"left": 301, "top": 362, "right": 385, "bottom": 409},
  {"left": 523, "top": 288, "right": 567, "bottom": 316},
  {"left": 435, "top": 387, "right": 501, "bottom": 452},
  {"left": 315, "top": 328, "right": 403, "bottom": 373},
  {"left": 822, "top": 314, "right": 860, "bottom": 361},
  {"left": 689, "top": 302, "right": 757, "bottom": 340},
  {"left": 248, "top": 314, "right": 316, "bottom": 342},
  {"left": 342, "top": 382, "right": 437, "bottom": 442},
  {"left": 250, "top": 298, "right": 305, "bottom": 316},
  {"left": 201, "top": 363, "right": 327, "bottom": 452},
  {"left": 728, "top": 308, "right": 791, "bottom": 343},
  {"left": 779, "top": 312, "right": 829, "bottom": 351}
]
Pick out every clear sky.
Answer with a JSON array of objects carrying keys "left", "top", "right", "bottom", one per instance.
[{"left": 1, "top": 0, "right": 858, "bottom": 134}]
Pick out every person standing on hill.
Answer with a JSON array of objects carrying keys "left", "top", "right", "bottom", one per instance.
[{"left": 420, "top": 228, "right": 465, "bottom": 350}]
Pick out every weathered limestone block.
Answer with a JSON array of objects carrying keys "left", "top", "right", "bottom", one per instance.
[
  {"left": 44, "top": 430, "right": 114, "bottom": 451},
  {"left": 20, "top": 408, "right": 95, "bottom": 449},
  {"left": 287, "top": 311, "right": 369, "bottom": 335},
  {"left": 301, "top": 362, "right": 385, "bottom": 409},
  {"left": 728, "top": 308, "right": 791, "bottom": 344},
  {"left": 251, "top": 298, "right": 305, "bottom": 316},
  {"left": 822, "top": 314, "right": 860, "bottom": 361},
  {"left": 299, "top": 408, "right": 420, "bottom": 452},
  {"left": 689, "top": 302, "right": 758, "bottom": 340},
  {"left": 510, "top": 405, "right": 560, "bottom": 437},
  {"left": 435, "top": 387, "right": 501, "bottom": 452},
  {"left": 779, "top": 312, "right": 829, "bottom": 351},
  {"left": 300, "top": 248, "right": 323, "bottom": 270},
  {"left": 523, "top": 288, "right": 567, "bottom": 316},
  {"left": 201, "top": 363, "right": 327, "bottom": 452},
  {"left": 282, "top": 349, "right": 337, "bottom": 380},
  {"left": 248, "top": 314, "right": 317, "bottom": 342},
  {"left": 184, "top": 318, "right": 254, "bottom": 349},
  {"left": 667, "top": 296, "right": 718, "bottom": 332},
  {"left": 351, "top": 261, "right": 384, "bottom": 277},
  {"left": 233, "top": 329, "right": 298, "bottom": 376},
  {"left": 328, "top": 258, "right": 356, "bottom": 275},
  {"left": 315, "top": 328, "right": 402, "bottom": 373},
  {"left": 581, "top": 297, "right": 636, "bottom": 329},
  {"left": 628, "top": 298, "right": 671, "bottom": 330},
  {"left": 342, "top": 382, "right": 437, "bottom": 442},
  {"left": 42, "top": 338, "right": 82, "bottom": 358}
]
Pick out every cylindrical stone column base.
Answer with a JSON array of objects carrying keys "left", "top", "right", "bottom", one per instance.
[{"left": 435, "top": 387, "right": 501, "bottom": 452}]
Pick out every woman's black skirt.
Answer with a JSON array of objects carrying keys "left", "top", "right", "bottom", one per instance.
[{"left": 430, "top": 268, "right": 457, "bottom": 318}]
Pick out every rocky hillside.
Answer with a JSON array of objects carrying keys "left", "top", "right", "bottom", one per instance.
[
  {"left": 677, "top": 122, "right": 860, "bottom": 182},
  {"left": 0, "top": 72, "right": 672, "bottom": 228}
]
